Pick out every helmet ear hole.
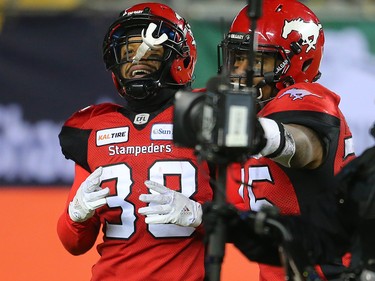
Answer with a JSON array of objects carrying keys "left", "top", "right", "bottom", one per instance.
[
  {"left": 183, "top": 57, "right": 191, "bottom": 68},
  {"left": 302, "top": 58, "right": 313, "bottom": 72}
]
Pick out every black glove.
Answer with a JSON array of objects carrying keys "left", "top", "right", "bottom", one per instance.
[
  {"left": 202, "top": 202, "right": 246, "bottom": 240},
  {"left": 202, "top": 202, "right": 282, "bottom": 265}
]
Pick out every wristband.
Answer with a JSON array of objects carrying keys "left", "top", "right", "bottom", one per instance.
[{"left": 258, "top": 118, "right": 296, "bottom": 167}]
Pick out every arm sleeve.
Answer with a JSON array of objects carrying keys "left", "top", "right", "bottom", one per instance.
[{"left": 56, "top": 164, "right": 101, "bottom": 255}]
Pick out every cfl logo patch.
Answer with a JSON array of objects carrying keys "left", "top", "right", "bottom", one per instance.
[{"left": 134, "top": 113, "right": 150, "bottom": 125}]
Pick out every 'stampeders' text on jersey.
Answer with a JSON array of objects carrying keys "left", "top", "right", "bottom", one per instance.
[
  {"left": 226, "top": 83, "right": 355, "bottom": 281},
  {"left": 59, "top": 102, "right": 213, "bottom": 281}
]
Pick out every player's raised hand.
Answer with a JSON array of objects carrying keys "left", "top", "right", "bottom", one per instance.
[
  {"left": 68, "top": 167, "right": 110, "bottom": 222},
  {"left": 138, "top": 180, "right": 202, "bottom": 227}
]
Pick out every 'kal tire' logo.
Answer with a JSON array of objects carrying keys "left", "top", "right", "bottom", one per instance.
[{"left": 96, "top": 127, "right": 129, "bottom": 146}]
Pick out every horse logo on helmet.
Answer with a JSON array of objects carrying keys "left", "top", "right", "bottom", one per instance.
[{"left": 282, "top": 18, "right": 322, "bottom": 53}]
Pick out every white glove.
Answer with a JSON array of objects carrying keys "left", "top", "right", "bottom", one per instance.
[
  {"left": 68, "top": 167, "right": 110, "bottom": 222},
  {"left": 138, "top": 180, "right": 202, "bottom": 227}
]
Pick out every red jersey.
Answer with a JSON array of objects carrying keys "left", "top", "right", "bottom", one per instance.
[
  {"left": 57, "top": 101, "right": 213, "bottom": 281},
  {"left": 227, "top": 82, "right": 355, "bottom": 281}
]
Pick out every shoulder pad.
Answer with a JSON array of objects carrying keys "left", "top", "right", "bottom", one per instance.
[
  {"left": 64, "top": 103, "right": 122, "bottom": 129},
  {"left": 263, "top": 83, "right": 341, "bottom": 117}
]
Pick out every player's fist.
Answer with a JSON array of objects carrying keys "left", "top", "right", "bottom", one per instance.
[
  {"left": 68, "top": 167, "right": 110, "bottom": 222},
  {"left": 138, "top": 180, "right": 202, "bottom": 227}
]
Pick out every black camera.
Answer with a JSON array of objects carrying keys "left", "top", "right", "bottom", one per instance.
[{"left": 173, "top": 76, "right": 258, "bottom": 164}]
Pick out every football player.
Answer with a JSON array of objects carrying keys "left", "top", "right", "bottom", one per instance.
[
  {"left": 57, "top": 3, "right": 213, "bottom": 280},
  {"left": 215, "top": 0, "right": 356, "bottom": 280}
]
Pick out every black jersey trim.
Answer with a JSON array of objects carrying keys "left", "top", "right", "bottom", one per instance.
[
  {"left": 58, "top": 126, "right": 91, "bottom": 172},
  {"left": 264, "top": 110, "right": 340, "bottom": 129}
]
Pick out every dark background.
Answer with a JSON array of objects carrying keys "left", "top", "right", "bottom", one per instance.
[{"left": 1, "top": 11, "right": 374, "bottom": 185}]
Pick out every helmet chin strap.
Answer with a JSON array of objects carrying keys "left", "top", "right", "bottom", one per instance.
[
  {"left": 124, "top": 79, "right": 159, "bottom": 100},
  {"left": 229, "top": 71, "right": 276, "bottom": 99},
  {"left": 254, "top": 71, "right": 278, "bottom": 110},
  {"left": 254, "top": 71, "right": 275, "bottom": 96},
  {"left": 117, "top": 57, "right": 175, "bottom": 100}
]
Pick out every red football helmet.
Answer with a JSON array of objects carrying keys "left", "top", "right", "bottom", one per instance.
[
  {"left": 103, "top": 2, "right": 197, "bottom": 99},
  {"left": 219, "top": 0, "right": 324, "bottom": 90}
]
